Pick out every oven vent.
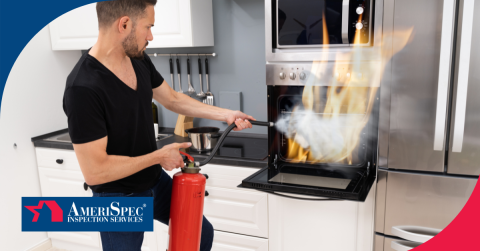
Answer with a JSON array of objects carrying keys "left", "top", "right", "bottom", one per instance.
[{"left": 251, "top": 183, "right": 273, "bottom": 190}]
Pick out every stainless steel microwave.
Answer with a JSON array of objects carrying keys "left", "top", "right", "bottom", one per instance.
[
  {"left": 275, "top": 0, "right": 373, "bottom": 48},
  {"left": 265, "top": 0, "right": 383, "bottom": 62}
]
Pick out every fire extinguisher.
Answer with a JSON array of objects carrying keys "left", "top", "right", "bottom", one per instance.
[
  {"left": 167, "top": 121, "right": 274, "bottom": 251},
  {"left": 168, "top": 151, "right": 207, "bottom": 251}
]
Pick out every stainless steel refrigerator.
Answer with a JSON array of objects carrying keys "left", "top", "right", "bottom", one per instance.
[{"left": 375, "top": 0, "right": 479, "bottom": 250}]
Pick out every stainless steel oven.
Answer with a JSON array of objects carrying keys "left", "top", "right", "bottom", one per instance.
[{"left": 240, "top": 61, "right": 380, "bottom": 201}]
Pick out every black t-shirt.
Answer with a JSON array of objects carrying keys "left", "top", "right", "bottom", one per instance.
[{"left": 63, "top": 50, "right": 164, "bottom": 193}]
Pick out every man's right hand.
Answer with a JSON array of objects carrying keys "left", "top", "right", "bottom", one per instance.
[{"left": 157, "top": 142, "right": 192, "bottom": 171}]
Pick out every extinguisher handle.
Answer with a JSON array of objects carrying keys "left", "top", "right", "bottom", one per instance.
[{"left": 179, "top": 151, "right": 194, "bottom": 162}]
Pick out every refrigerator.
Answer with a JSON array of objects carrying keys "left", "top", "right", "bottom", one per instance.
[{"left": 375, "top": 0, "right": 479, "bottom": 250}]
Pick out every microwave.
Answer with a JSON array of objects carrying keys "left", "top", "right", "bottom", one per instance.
[{"left": 266, "top": 0, "right": 383, "bottom": 62}]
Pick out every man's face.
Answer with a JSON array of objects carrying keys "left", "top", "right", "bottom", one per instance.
[{"left": 122, "top": 5, "right": 155, "bottom": 60}]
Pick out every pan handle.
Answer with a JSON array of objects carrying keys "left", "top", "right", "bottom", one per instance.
[{"left": 211, "top": 133, "right": 221, "bottom": 138}]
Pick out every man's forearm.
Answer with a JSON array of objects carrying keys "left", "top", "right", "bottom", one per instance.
[{"left": 85, "top": 150, "right": 160, "bottom": 186}]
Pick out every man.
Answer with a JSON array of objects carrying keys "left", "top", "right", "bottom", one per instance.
[{"left": 63, "top": 0, "right": 255, "bottom": 250}]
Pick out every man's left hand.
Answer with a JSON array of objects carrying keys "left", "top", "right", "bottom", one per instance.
[{"left": 226, "top": 111, "right": 256, "bottom": 131}]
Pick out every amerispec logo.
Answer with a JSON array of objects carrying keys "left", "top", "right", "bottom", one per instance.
[{"left": 24, "top": 200, "right": 63, "bottom": 222}]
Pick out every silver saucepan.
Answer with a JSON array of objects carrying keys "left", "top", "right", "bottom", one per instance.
[{"left": 185, "top": 127, "right": 222, "bottom": 152}]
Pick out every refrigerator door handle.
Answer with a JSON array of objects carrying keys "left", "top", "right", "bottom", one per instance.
[
  {"left": 391, "top": 240, "right": 422, "bottom": 251},
  {"left": 452, "top": 0, "right": 475, "bottom": 153},
  {"left": 391, "top": 226, "right": 441, "bottom": 243},
  {"left": 433, "top": 0, "right": 456, "bottom": 151},
  {"left": 341, "top": 0, "right": 350, "bottom": 43}
]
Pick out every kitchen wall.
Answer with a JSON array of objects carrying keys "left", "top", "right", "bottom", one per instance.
[
  {"left": 147, "top": 0, "right": 267, "bottom": 134},
  {"left": 0, "top": 27, "right": 81, "bottom": 250}
]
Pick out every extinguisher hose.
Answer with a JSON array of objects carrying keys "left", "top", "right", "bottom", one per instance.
[{"left": 198, "top": 121, "right": 274, "bottom": 167}]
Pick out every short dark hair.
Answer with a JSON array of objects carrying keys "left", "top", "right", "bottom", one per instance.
[{"left": 96, "top": 0, "right": 157, "bottom": 29}]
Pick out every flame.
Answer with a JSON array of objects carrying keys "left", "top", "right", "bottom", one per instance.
[{"left": 284, "top": 12, "right": 413, "bottom": 165}]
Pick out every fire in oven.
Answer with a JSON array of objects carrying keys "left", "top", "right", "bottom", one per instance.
[{"left": 240, "top": 80, "right": 380, "bottom": 201}]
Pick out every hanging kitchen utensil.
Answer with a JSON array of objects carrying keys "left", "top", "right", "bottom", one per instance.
[
  {"left": 205, "top": 58, "right": 214, "bottom": 105},
  {"left": 169, "top": 56, "right": 175, "bottom": 91},
  {"left": 197, "top": 57, "right": 206, "bottom": 99},
  {"left": 176, "top": 57, "right": 183, "bottom": 93},
  {"left": 186, "top": 57, "right": 196, "bottom": 95}
]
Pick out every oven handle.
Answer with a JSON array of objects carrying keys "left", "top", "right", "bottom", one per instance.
[
  {"left": 452, "top": 0, "right": 475, "bottom": 153},
  {"left": 341, "top": 0, "right": 350, "bottom": 44},
  {"left": 433, "top": 0, "right": 456, "bottom": 151},
  {"left": 258, "top": 190, "right": 342, "bottom": 201}
]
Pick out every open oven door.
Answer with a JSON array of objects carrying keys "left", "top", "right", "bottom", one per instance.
[{"left": 239, "top": 85, "right": 379, "bottom": 202}]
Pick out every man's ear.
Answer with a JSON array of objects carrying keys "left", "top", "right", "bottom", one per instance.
[{"left": 117, "top": 16, "right": 131, "bottom": 33}]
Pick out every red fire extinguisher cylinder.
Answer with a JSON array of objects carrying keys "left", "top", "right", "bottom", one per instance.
[{"left": 168, "top": 152, "right": 206, "bottom": 251}]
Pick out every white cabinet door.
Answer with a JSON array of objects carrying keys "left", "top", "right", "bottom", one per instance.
[
  {"left": 268, "top": 189, "right": 376, "bottom": 251},
  {"left": 38, "top": 167, "right": 101, "bottom": 248},
  {"left": 204, "top": 186, "right": 268, "bottom": 238},
  {"left": 155, "top": 221, "right": 169, "bottom": 251},
  {"left": 36, "top": 147, "right": 82, "bottom": 171},
  {"left": 212, "top": 231, "right": 268, "bottom": 251},
  {"left": 142, "top": 227, "right": 158, "bottom": 251},
  {"left": 49, "top": 3, "right": 98, "bottom": 50},
  {"left": 201, "top": 164, "right": 263, "bottom": 193},
  {"left": 49, "top": 0, "right": 213, "bottom": 50},
  {"left": 155, "top": 223, "right": 268, "bottom": 251},
  {"left": 150, "top": 0, "right": 214, "bottom": 48},
  {"left": 38, "top": 166, "right": 90, "bottom": 197}
]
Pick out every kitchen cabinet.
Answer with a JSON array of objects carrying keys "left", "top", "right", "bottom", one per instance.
[
  {"left": 268, "top": 183, "right": 376, "bottom": 251},
  {"left": 49, "top": 0, "right": 214, "bottom": 50},
  {"left": 165, "top": 164, "right": 269, "bottom": 238},
  {"left": 36, "top": 148, "right": 101, "bottom": 249},
  {"left": 211, "top": 231, "right": 269, "bottom": 251},
  {"left": 34, "top": 145, "right": 374, "bottom": 250},
  {"left": 155, "top": 223, "right": 269, "bottom": 251}
]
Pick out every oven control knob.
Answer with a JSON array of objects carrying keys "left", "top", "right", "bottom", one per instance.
[
  {"left": 356, "top": 22, "right": 364, "bottom": 30},
  {"left": 356, "top": 7, "right": 364, "bottom": 15},
  {"left": 279, "top": 72, "right": 286, "bottom": 80},
  {"left": 289, "top": 72, "right": 296, "bottom": 80},
  {"left": 299, "top": 72, "right": 306, "bottom": 80}
]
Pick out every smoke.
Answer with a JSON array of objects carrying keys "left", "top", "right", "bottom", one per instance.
[{"left": 276, "top": 108, "right": 365, "bottom": 162}]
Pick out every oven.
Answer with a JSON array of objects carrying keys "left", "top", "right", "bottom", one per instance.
[{"left": 240, "top": 61, "right": 380, "bottom": 201}]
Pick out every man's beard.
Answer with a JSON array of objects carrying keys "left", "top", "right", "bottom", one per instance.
[{"left": 122, "top": 27, "right": 148, "bottom": 60}]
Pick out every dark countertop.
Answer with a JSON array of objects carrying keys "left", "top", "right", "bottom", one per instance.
[{"left": 32, "top": 127, "right": 268, "bottom": 168}]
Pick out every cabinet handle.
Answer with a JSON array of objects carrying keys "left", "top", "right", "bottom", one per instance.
[
  {"left": 433, "top": 0, "right": 456, "bottom": 151},
  {"left": 452, "top": 0, "right": 475, "bottom": 152},
  {"left": 205, "top": 191, "right": 209, "bottom": 197},
  {"left": 203, "top": 174, "right": 209, "bottom": 179},
  {"left": 56, "top": 159, "right": 63, "bottom": 164},
  {"left": 391, "top": 240, "right": 422, "bottom": 251},
  {"left": 391, "top": 226, "right": 441, "bottom": 243}
]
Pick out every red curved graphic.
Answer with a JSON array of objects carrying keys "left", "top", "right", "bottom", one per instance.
[
  {"left": 25, "top": 200, "right": 63, "bottom": 222},
  {"left": 412, "top": 178, "right": 480, "bottom": 250}
]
